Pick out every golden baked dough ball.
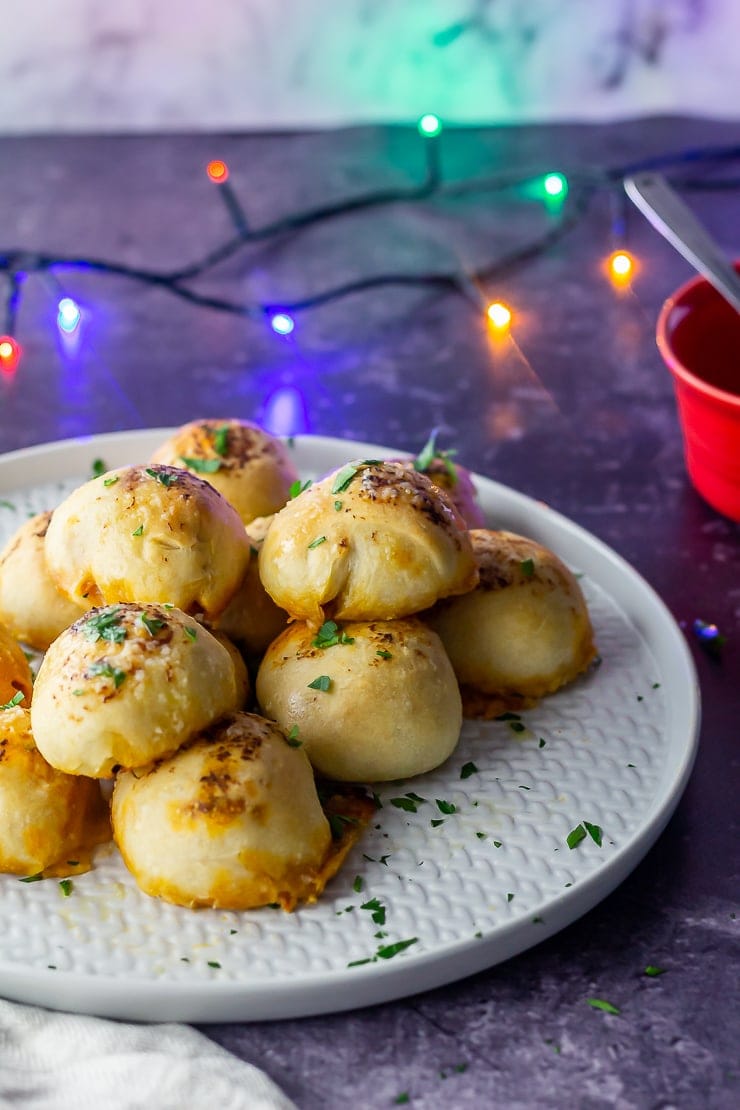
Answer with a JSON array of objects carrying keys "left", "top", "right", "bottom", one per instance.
[
  {"left": 0, "top": 511, "right": 89, "bottom": 650},
  {"left": 214, "top": 517, "right": 288, "bottom": 657},
  {"left": 149, "top": 419, "right": 299, "bottom": 525},
  {"left": 0, "top": 706, "right": 108, "bottom": 875},
  {"left": 111, "top": 712, "right": 333, "bottom": 910},
  {"left": 427, "top": 530, "right": 597, "bottom": 717},
  {"left": 256, "top": 617, "right": 462, "bottom": 781},
  {"left": 259, "top": 460, "right": 478, "bottom": 625},
  {"left": 0, "top": 622, "right": 33, "bottom": 708},
  {"left": 44, "top": 464, "right": 250, "bottom": 620},
  {"left": 396, "top": 433, "right": 486, "bottom": 528},
  {"left": 31, "top": 604, "right": 241, "bottom": 777}
]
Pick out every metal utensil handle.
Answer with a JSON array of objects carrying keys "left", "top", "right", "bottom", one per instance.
[{"left": 624, "top": 172, "right": 740, "bottom": 313}]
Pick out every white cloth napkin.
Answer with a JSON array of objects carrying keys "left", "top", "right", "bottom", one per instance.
[{"left": 0, "top": 1000, "right": 295, "bottom": 1110}]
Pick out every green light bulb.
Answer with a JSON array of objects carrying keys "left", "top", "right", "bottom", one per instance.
[
  {"left": 418, "top": 113, "right": 442, "bottom": 138},
  {"left": 543, "top": 172, "right": 567, "bottom": 197}
]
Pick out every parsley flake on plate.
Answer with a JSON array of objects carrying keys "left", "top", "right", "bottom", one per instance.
[
  {"left": 586, "top": 998, "right": 620, "bottom": 1015},
  {"left": 566, "top": 824, "right": 588, "bottom": 849},
  {"left": 644, "top": 965, "right": 666, "bottom": 977},
  {"left": 91, "top": 458, "right": 107, "bottom": 478},
  {"left": 59, "top": 879, "right": 73, "bottom": 897},
  {"left": 436, "top": 799, "right": 457, "bottom": 815},
  {"left": 460, "top": 761, "right": 478, "bottom": 779},
  {"left": 285, "top": 725, "right": 302, "bottom": 748}
]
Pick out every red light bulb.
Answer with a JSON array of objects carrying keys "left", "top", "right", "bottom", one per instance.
[{"left": 0, "top": 335, "right": 20, "bottom": 373}]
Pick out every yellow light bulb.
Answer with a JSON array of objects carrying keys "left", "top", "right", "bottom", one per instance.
[
  {"left": 487, "top": 302, "right": 512, "bottom": 330},
  {"left": 609, "top": 251, "right": 633, "bottom": 278}
]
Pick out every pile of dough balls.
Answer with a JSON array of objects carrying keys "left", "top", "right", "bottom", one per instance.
[
  {"left": 256, "top": 458, "right": 480, "bottom": 781},
  {"left": 0, "top": 419, "right": 598, "bottom": 909}
]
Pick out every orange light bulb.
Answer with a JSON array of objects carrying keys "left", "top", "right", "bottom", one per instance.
[
  {"left": 206, "top": 159, "right": 229, "bottom": 184},
  {"left": 486, "top": 302, "right": 512, "bottom": 330},
  {"left": 609, "top": 250, "right": 634, "bottom": 280}
]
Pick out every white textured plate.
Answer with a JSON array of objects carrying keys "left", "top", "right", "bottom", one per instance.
[{"left": 0, "top": 431, "right": 700, "bottom": 1022}]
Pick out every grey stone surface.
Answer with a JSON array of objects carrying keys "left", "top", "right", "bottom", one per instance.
[{"left": 0, "top": 118, "right": 737, "bottom": 1108}]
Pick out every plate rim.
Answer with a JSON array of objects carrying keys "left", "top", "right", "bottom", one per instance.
[{"left": 0, "top": 429, "right": 701, "bottom": 1022}]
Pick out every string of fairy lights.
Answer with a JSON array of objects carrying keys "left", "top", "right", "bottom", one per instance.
[{"left": 1, "top": 115, "right": 739, "bottom": 373}]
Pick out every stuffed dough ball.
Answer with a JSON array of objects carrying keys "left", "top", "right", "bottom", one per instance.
[
  {"left": 31, "top": 604, "right": 242, "bottom": 778},
  {"left": 112, "top": 712, "right": 335, "bottom": 911},
  {"left": 0, "top": 622, "right": 34, "bottom": 709},
  {"left": 259, "top": 460, "right": 478, "bottom": 625},
  {"left": 427, "top": 530, "right": 597, "bottom": 717},
  {"left": 0, "top": 706, "right": 108, "bottom": 875},
  {"left": 44, "top": 463, "right": 250, "bottom": 621},
  {"left": 149, "top": 419, "right": 299, "bottom": 526},
  {"left": 256, "top": 617, "right": 462, "bottom": 781},
  {"left": 0, "top": 511, "right": 89, "bottom": 650}
]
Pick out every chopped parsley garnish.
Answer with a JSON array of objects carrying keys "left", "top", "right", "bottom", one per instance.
[
  {"left": 507, "top": 893, "right": 514, "bottom": 903},
  {"left": 431, "top": 819, "right": 445, "bottom": 828},
  {"left": 0, "top": 690, "right": 24, "bottom": 710},
  {"left": 390, "top": 796, "right": 421, "bottom": 813},
  {"left": 184, "top": 626, "right": 197, "bottom": 641},
  {"left": 331, "top": 463, "right": 360, "bottom": 494},
  {"left": 394, "top": 1094, "right": 410, "bottom": 1105},
  {"left": 140, "top": 613, "right": 166, "bottom": 636},
  {"left": 212, "top": 425, "right": 230, "bottom": 456},
  {"left": 493, "top": 840, "right": 502, "bottom": 848},
  {"left": 145, "top": 467, "right": 179, "bottom": 486},
  {"left": 509, "top": 721, "right": 527, "bottom": 734},
  {"left": 87, "top": 661, "right": 127, "bottom": 688},
  {"left": 360, "top": 897, "right": 386, "bottom": 926},
  {"left": 586, "top": 998, "right": 620, "bottom": 1015},
  {"left": 520, "top": 558, "right": 535, "bottom": 578},
  {"left": 103, "top": 475, "right": 119, "bottom": 487},
  {"left": 375, "top": 649, "right": 392, "bottom": 660},
  {"left": 644, "top": 965, "right": 666, "bottom": 977},
  {"left": 286, "top": 725, "right": 302, "bottom": 748},
  {"left": 179, "top": 456, "right": 222, "bottom": 474},
  {"left": 435, "top": 799, "right": 457, "bottom": 815},
  {"left": 289, "top": 478, "right": 312, "bottom": 499},
  {"left": 566, "top": 824, "right": 588, "bottom": 849},
  {"left": 83, "top": 608, "right": 127, "bottom": 644},
  {"left": 583, "top": 821, "right": 603, "bottom": 846},
  {"left": 460, "top": 761, "right": 478, "bottom": 779},
  {"left": 475, "top": 832, "right": 486, "bottom": 840},
  {"left": 19, "top": 873, "right": 43, "bottom": 883},
  {"left": 328, "top": 813, "right": 358, "bottom": 840},
  {"left": 377, "top": 938, "right": 418, "bottom": 960},
  {"left": 312, "top": 620, "right": 354, "bottom": 648},
  {"left": 413, "top": 430, "right": 458, "bottom": 481},
  {"left": 334, "top": 500, "right": 343, "bottom": 511},
  {"left": 59, "top": 879, "right": 73, "bottom": 897},
  {"left": 207, "top": 961, "right": 221, "bottom": 969},
  {"left": 91, "top": 458, "right": 106, "bottom": 478},
  {"left": 0, "top": 499, "right": 15, "bottom": 510},
  {"left": 538, "top": 738, "right": 546, "bottom": 748},
  {"left": 307, "top": 535, "right": 327, "bottom": 549},
  {"left": 132, "top": 525, "right": 144, "bottom": 537},
  {"left": 352, "top": 875, "right": 363, "bottom": 893},
  {"left": 307, "top": 675, "right": 332, "bottom": 692}
]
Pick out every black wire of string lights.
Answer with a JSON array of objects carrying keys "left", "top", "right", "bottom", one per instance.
[{"left": 1, "top": 115, "right": 739, "bottom": 372}]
